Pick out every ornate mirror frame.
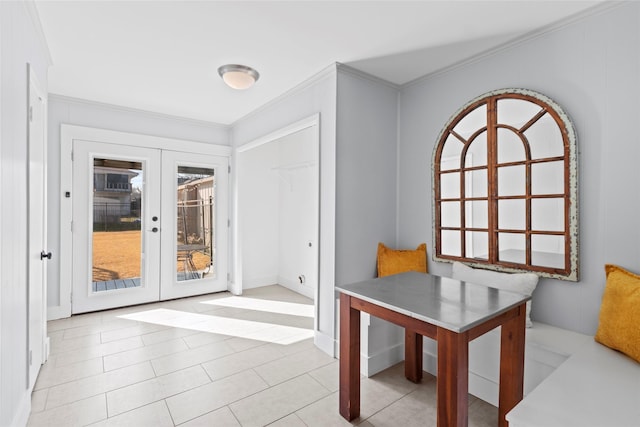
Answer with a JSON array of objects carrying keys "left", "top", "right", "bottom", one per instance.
[{"left": 432, "top": 88, "right": 578, "bottom": 281}]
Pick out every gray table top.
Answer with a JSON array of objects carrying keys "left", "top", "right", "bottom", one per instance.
[{"left": 336, "top": 271, "right": 530, "bottom": 333}]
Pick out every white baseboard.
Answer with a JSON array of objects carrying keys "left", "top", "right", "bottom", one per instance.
[
  {"left": 314, "top": 330, "right": 335, "bottom": 357},
  {"left": 422, "top": 349, "right": 498, "bottom": 406},
  {"left": 362, "top": 342, "right": 404, "bottom": 377},
  {"left": 11, "top": 389, "right": 32, "bottom": 427},
  {"left": 468, "top": 371, "right": 498, "bottom": 406},
  {"left": 331, "top": 337, "right": 403, "bottom": 377},
  {"left": 277, "top": 276, "right": 315, "bottom": 299},
  {"left": 423, "top": 347, "right": 437, "bottom": 375},
  {"left": 47, "top": 304, "right": 71, "bottom": 320},
  {"left": 241, "top": 275, "right": 278, "bottom": 289}
]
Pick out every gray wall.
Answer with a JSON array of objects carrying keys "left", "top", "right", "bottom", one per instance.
[
  {"left": 398, "top": 2, "right": 640, "bottom": 335},
  {"left": 1, "top": 2, "right": 50, "bottom": 425},
  {"left": 46, "top": 96, "right": 229, "bottom": 313},
  {"left": 335, "top": 67, "right": 398, "bottom": 285},
  {"left": 336, "top": 67, "right": 401, "bottom": 374}
]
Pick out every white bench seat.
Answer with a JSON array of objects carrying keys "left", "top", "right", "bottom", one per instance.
[
  {"left": 507, "top": 339, "right": 640, "bottom": 427},
  {"left": 422, "top": 321, "right": 592, "bottom": 406}
]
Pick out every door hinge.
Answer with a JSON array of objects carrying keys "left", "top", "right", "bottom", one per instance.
[
  {"left": 228, "top": 165, "right": 231, "bottom": 174},
  {"left": 71, "top": 150, "right": 74, "bottom": 161},
  {"left": 227, "top": 219, "right": 230, "bottom": 227},
  {"left": 29, "top": 106, "right": 33, "bottom": 123},
  {"left": 70, "top": 221, "right": 73, "bottom": 232},
  {"left": 227, "top": 273, "right": 230, "bottom": 281}
]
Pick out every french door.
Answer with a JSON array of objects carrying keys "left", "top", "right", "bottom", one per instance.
[
  {"left": 160, "top": 150, "right": 228, "bottom": 300},
  {"left": 72, "top": 141, "right": 228, "bottom": 313}
]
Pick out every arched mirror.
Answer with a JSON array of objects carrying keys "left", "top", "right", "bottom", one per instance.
[{"left": 433, "top": 88, "right": 578, "bottom": 281}]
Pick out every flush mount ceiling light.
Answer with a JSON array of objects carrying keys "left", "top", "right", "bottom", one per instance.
[{"left": 217, "top": 64, "right": 260, "bottom": 90}]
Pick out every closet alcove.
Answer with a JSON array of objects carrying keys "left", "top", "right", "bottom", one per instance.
[{"left": 237, "top": 126, "right": 319, "bottom": 299}]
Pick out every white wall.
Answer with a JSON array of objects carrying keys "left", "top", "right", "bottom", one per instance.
[
  {"left": 277, "top": 127, "right": 319, "bottom": 298},
  {"left": 238, "top": 140, "right": 280, "bottom": 288},
  {"left": 46, "top": 96, "right": 230, "bottom": 318},
  {"left": 0, "top": 2, "right": 50, "bottom": 425},
  {"left": 398, "top": 2, "right": 640, "bottom": 335}
]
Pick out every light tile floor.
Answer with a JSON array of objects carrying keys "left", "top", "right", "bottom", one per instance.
[{"left": 28, "top": 285, "right": 498, "bottom": 426}]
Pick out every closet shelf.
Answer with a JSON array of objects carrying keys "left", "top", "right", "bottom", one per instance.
[
  {"left": 271, "top": 161, "right": 316, "bottom": 190},
  {"left": 270, "top": 160, "right": 316, "bottom": 172}
]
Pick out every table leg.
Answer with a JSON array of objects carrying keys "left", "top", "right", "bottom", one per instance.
[
  {"left": 405, "top": 329, "right": 423, "bottom": 383},
  {"left": 339, "top": 293, "right": 360, "bottom": 421},
  {"left": 437, "top": 327, "right": 468, "bottom": 427},
  {"left": 498, "top": 303, "right": 527, "bottom": 427}
]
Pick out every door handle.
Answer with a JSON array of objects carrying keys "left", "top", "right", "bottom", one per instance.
[{"left": 40, "top": 251, "right": 52, "bottom": 260}]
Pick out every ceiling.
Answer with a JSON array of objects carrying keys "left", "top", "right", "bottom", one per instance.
[{"left": 35, "top": 1, "right": 605, "bottom": 125}]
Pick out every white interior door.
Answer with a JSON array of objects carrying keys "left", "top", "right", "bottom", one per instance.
[
  {"left": 160, "top": 150, "right": 229, "bottom": 299},
  {"left": 72, "top": 141, "right": 161, "bottom": 313},
  {"left": 27, "top": 65, "right": 47, "bottom": 388}
]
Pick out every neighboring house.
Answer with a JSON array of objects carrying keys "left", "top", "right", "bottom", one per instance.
[{"left": 93, "top": 166, "right": 139, "bottom": 223}]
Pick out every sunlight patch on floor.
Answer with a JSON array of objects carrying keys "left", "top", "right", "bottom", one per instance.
[
  {"left": 118, "top": 308, "right": 313, "bottom": 345},
  {"left": 200, "top": 296, "right": 314, "bottom": 318}
]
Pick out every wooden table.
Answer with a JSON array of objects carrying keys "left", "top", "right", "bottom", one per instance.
[{"left": 336, "top": 271, "right": 529, "bottom": 427}]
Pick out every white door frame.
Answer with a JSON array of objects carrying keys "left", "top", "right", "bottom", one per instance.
[
  {"left": 233, "top": 114, "right": 321, "bottom": 331},
  {"left": 56, "top": 125, "right": 231, "bottom": 319}
]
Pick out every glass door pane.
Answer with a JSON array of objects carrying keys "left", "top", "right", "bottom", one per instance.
[
  {"left": 161, "top": 151, "right": 229, "bottom": 300},
  {"left": 92, "top": 158, "right": 143, "bottom": 291},
  {"left": 72, "top": 141, "right": 161, "bottom": 314},
  {"left": 176, "top": 166, "right": 215, "bottom": 282}
]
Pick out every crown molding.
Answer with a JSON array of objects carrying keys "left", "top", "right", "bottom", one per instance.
[
  {"left": 336, "top": 63, "right": 399, "bottom": 90},
  {"left": 49, "top": 93, "right": 230, "bottom": 131}
]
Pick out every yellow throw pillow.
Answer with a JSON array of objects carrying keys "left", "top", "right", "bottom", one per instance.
[
  {"left": 594, "top": 264, "right": 640, "bottom": 363},
  {"left": 377, "top": 243, "right": 428, "bottom": 278}
]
